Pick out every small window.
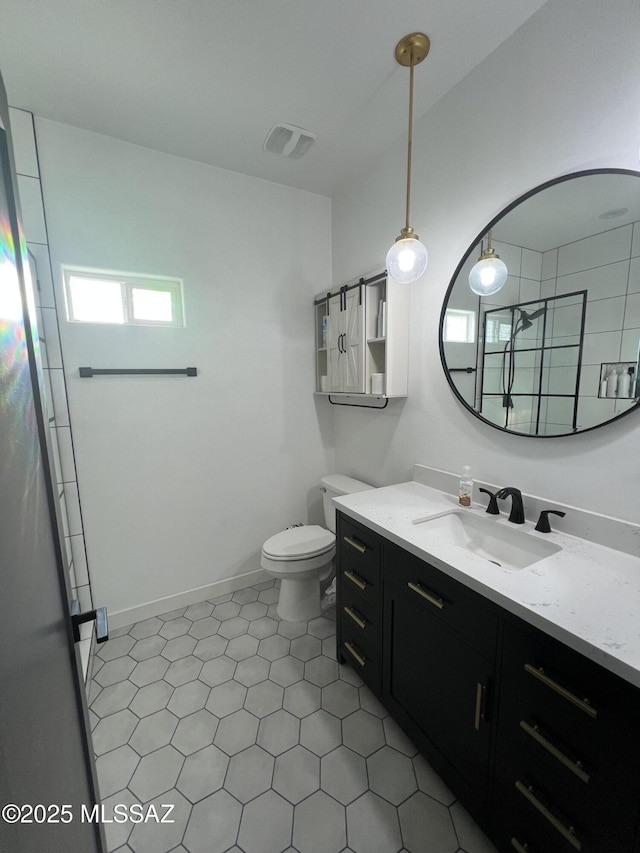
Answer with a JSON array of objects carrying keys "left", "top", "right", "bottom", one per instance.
[
  {"left": 62, "top": 267, "right": 184, "bottom": 327},
  {"left": 485, "top": 314, "right": 513, "bottom": 344},
  {"left": 444, "top": 309, "right": 476, "bottom": 343}
]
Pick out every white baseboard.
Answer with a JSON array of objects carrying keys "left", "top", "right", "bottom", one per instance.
[{"left": 107, "top": 568, "right": 271, "bottom": 631}]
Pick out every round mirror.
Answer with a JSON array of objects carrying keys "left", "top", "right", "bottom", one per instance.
[{"left": 440, "top": 169, "right": 640, "bottom": 437}]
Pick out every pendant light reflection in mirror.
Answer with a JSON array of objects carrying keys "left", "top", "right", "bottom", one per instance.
[{"left": 468, "top": 230, "right": 508, "bottom": 295}]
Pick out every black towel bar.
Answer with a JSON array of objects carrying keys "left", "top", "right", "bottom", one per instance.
[{"left": 79, "top": 367, "right": 197, "bottom": 377}]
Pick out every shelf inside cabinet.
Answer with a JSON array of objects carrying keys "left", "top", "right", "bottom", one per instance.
[{"left": 367, "top": 337, "right": 386, "bottom": 344}]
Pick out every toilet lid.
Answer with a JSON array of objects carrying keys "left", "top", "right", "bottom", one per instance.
[{"left": 262, "top": 525, "right": 335, "bottom": 561}]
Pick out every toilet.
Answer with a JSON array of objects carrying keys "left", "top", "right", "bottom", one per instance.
[{"left": 261, "top": 474, "right": 373, "bottom": 621}]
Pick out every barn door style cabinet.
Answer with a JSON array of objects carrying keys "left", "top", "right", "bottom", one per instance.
[
  {"left": 335, "top": 511, "right": 640, "bottom": 853},
  {"left": 314, "top": 272, "right": 410, "bottom": 400}
]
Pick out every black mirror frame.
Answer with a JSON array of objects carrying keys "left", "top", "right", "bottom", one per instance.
[{"left": 439, "top": 168, "right": 640, "bottom": 438}]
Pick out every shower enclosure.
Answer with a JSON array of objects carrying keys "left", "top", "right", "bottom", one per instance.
[{"left": 478, "top": 291, "right": 587, "bottom": 435}]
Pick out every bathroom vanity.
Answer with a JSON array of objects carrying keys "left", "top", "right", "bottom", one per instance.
[{"left": 335, "top": 480, "right": 640, "bottom": 853}]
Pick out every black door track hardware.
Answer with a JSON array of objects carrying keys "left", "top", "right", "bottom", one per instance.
[{"left": 71, "top": 599, "right": 109, "bottom": 643}]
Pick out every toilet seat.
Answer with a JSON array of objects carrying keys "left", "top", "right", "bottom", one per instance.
[{"left": 262, "top": 525, "right": 335, "bottom": 561}]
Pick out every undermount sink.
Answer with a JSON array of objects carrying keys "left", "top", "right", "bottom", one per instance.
[{"left": 412, "top": 510, "right": 561, "bottom": 570}]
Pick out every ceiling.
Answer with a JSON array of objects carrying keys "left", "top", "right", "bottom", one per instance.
[
  {"left": 0, "top": 0, "right": 547, "bottom": 196},
  {"left": 496, "top": 171, "right": 640, "bottom": 252}
]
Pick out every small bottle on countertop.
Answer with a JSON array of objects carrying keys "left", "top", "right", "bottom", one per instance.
[
  {"left": 458, "top": 465, "right": 473, "bottom": 507},
  {"left": 606, "top": 366, "right": 619, "bottom": 398}
]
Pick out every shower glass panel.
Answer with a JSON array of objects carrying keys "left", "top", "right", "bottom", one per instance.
[{"left": 479, "top": 291, "right": 587, "bottom": 435}]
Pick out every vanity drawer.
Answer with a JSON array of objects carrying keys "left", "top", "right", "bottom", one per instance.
[
  {"left": 493, "top": 774, "right": 630, "bottom": 853},
  {"left": 495, "top": 620, "right": 640, "bottom": 851},
  {"left": 338, "top": 514, "right": 382, "bottom": 608},
  {"left": 340, "top": 621, "right": 381, "bottom": 693},
  {"left": 339, "top": 593, "right": 380, "bottom": 658},
  {"left": 494, "top": 725, "right": 639, "bottom": 852},
  {"left": 385, "top": 540, "right": 498, "bottom": 662}
]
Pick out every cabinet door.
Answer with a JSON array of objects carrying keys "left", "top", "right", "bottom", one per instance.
[
  {"left": 344, "top": 287, "right": 365, "bottom": 393},
  {"left": 386, "top": 580, "right": 493, "bottom": 799},
  {"left": 327, "top": 293, "right": 345, "bottom": 391}
]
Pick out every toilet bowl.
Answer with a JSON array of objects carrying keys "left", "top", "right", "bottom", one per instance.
[{"left": 261, "top": 475, "right": 372, "bottom": 621}]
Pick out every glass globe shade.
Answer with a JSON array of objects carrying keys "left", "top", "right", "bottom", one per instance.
[
  {"left": 468, "top": 256, "right": 508, "bottom": 296},
  {"left": 386, "top": 237, "right": 428, "bottom": 284}
]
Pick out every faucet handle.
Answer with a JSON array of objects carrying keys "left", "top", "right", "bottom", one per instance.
[
  {"left": 535, "top": 510, "right": 566, "bottom": 533},
  {"left": 478, "top": 488, "right": 500, "bottom": 515}
]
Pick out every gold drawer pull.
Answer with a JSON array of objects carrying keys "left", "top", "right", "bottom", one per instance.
[
  {"left": 520, "top": 720, "right": 590, "bottom": 784},
  {"left": 524, "top": 664, "right": 598, "bottom": 719},
  {"left": 407, "top": 581, "right": 444, "bottom": 610},
  {"left": 344, "top": 641, "right": 366, "bottom": 667},
  {"left": 343, "top": 606, "right": 367, "bottom": 629},
  {"left": 515, "top": 781, "right": 582, "bottom": 851},
  {"left": 344, "top": 535, "right": 367, "bottom": 554},
  {"left": 474, "top": 682, "right": 487, "bottom": 731},
  {"left": 510, "top": 840, "right": 530, "bottom": 853},
  {"left": 344, "top": 570, "right": 367, "bottom": 591}
]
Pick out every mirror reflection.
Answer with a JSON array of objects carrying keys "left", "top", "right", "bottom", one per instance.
[{"left": 441, "top": 170, "right": 640, "bottom": 436}]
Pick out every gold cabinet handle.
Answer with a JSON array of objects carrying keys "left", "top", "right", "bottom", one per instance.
[
  {"left": 524, "top": 664, "right": 597, "bottom": 719},
  {"left": 474, "top": 682, "right": 487, "bottom": 731},
  {"left": 343, "top": 606, "right": 367, "bottom": 629},
  {"left": 515, "top": 781, "right": 582, "bottom": 851},
  {"left": 343, "top": 570, "right": 367, "bottom": 591},
  {"left": 520, "top": 720, "right": 590, "bottom": 784},
  {"left": 510, "top": 839, "right": 530, "bottom": 853},
  {"left": 344, "top": 535, "right": 367, "bottom": 554},
  {"left": 344, "top": 641, "right": 366, "bottom": 667},
  {"left": 407, "top": 581, "right": 444, "bottom": 610}
]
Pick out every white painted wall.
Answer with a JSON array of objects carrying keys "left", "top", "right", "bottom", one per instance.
[
  {"left": 330, "top": 0, "right": 640, "bottom": 525},
  {"left": 35, "top": 120, "right": 334, "bottom": 619}
]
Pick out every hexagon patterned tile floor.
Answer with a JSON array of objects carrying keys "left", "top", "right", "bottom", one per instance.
[{"left": 89, "top": 580, "right": 499, "bottom": 853}]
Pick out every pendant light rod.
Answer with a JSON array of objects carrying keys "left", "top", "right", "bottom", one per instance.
[
  {"left": 394, "top": 32, "right": 430, "bottom": 238},
  {"left": 405, "top": 56, "right": 415, "bottom": 231}
]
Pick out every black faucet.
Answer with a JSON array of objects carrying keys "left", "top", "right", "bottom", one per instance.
[
  {"left": 478, "top": 488, "right": 500, "bottom": 515},
  {"left": 535, "top": 509, "right": 566, "bottom": 533},
  {"left": 496, "top": 487, "right": 525, "bottom": 524}
]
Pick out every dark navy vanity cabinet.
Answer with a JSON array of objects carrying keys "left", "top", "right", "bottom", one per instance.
[
  {"left": 335, "top": 511, "right": 640, "bottom": 853},
  {"left": 493, "top": 620, "right": 640, "bottom": 853},
  {"left": 383, "top": 540, "right": 498, "bottom": 822},
  {"left": 336, "top": 514, "right": 383, "bottom": 694}
]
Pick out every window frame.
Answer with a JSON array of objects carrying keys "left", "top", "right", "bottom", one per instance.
[
  {"left": 443, "top": 308, "right": 476, "bottom": 344},
  {"left": 62, "top": 266, "right": 185, "bottom": 328}
]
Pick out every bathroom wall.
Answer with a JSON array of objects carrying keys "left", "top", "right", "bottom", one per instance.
[
  {"left": 33, "top": 120, "right": 333, "bottom": 622},
  {"left": 330, "top": 0, "right": 640, "bottom": 523}
]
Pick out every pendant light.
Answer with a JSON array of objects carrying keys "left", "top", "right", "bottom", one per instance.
[
  {"left": 468, "top": 230, "right": 508, "bottom": 295},
  {"left": 386, "top": 33, "right": 430, "bottom": 284}
]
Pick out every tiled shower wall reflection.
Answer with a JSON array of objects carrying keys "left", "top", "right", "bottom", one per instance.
[
  {"left": 450, "top": 228, "right": 640, "bottom": 433},
  {"left": 10, "top": 106, "right": 94, "bottom": 677},
  {"left": 540, "top": 223, "right": 640, "bottom": 429}
]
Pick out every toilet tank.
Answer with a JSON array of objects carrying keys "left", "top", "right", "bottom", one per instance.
[{"left": 320, "top": 474, "right": 373, "bottom": 533}]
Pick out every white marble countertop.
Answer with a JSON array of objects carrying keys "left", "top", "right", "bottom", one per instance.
[{"left": 334, "top": 481, "right": 640, "bottom": 689}]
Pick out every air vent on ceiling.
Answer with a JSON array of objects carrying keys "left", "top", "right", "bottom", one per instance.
[{"left": 263, "top": 123, "right": 317, "bottom": 159}]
